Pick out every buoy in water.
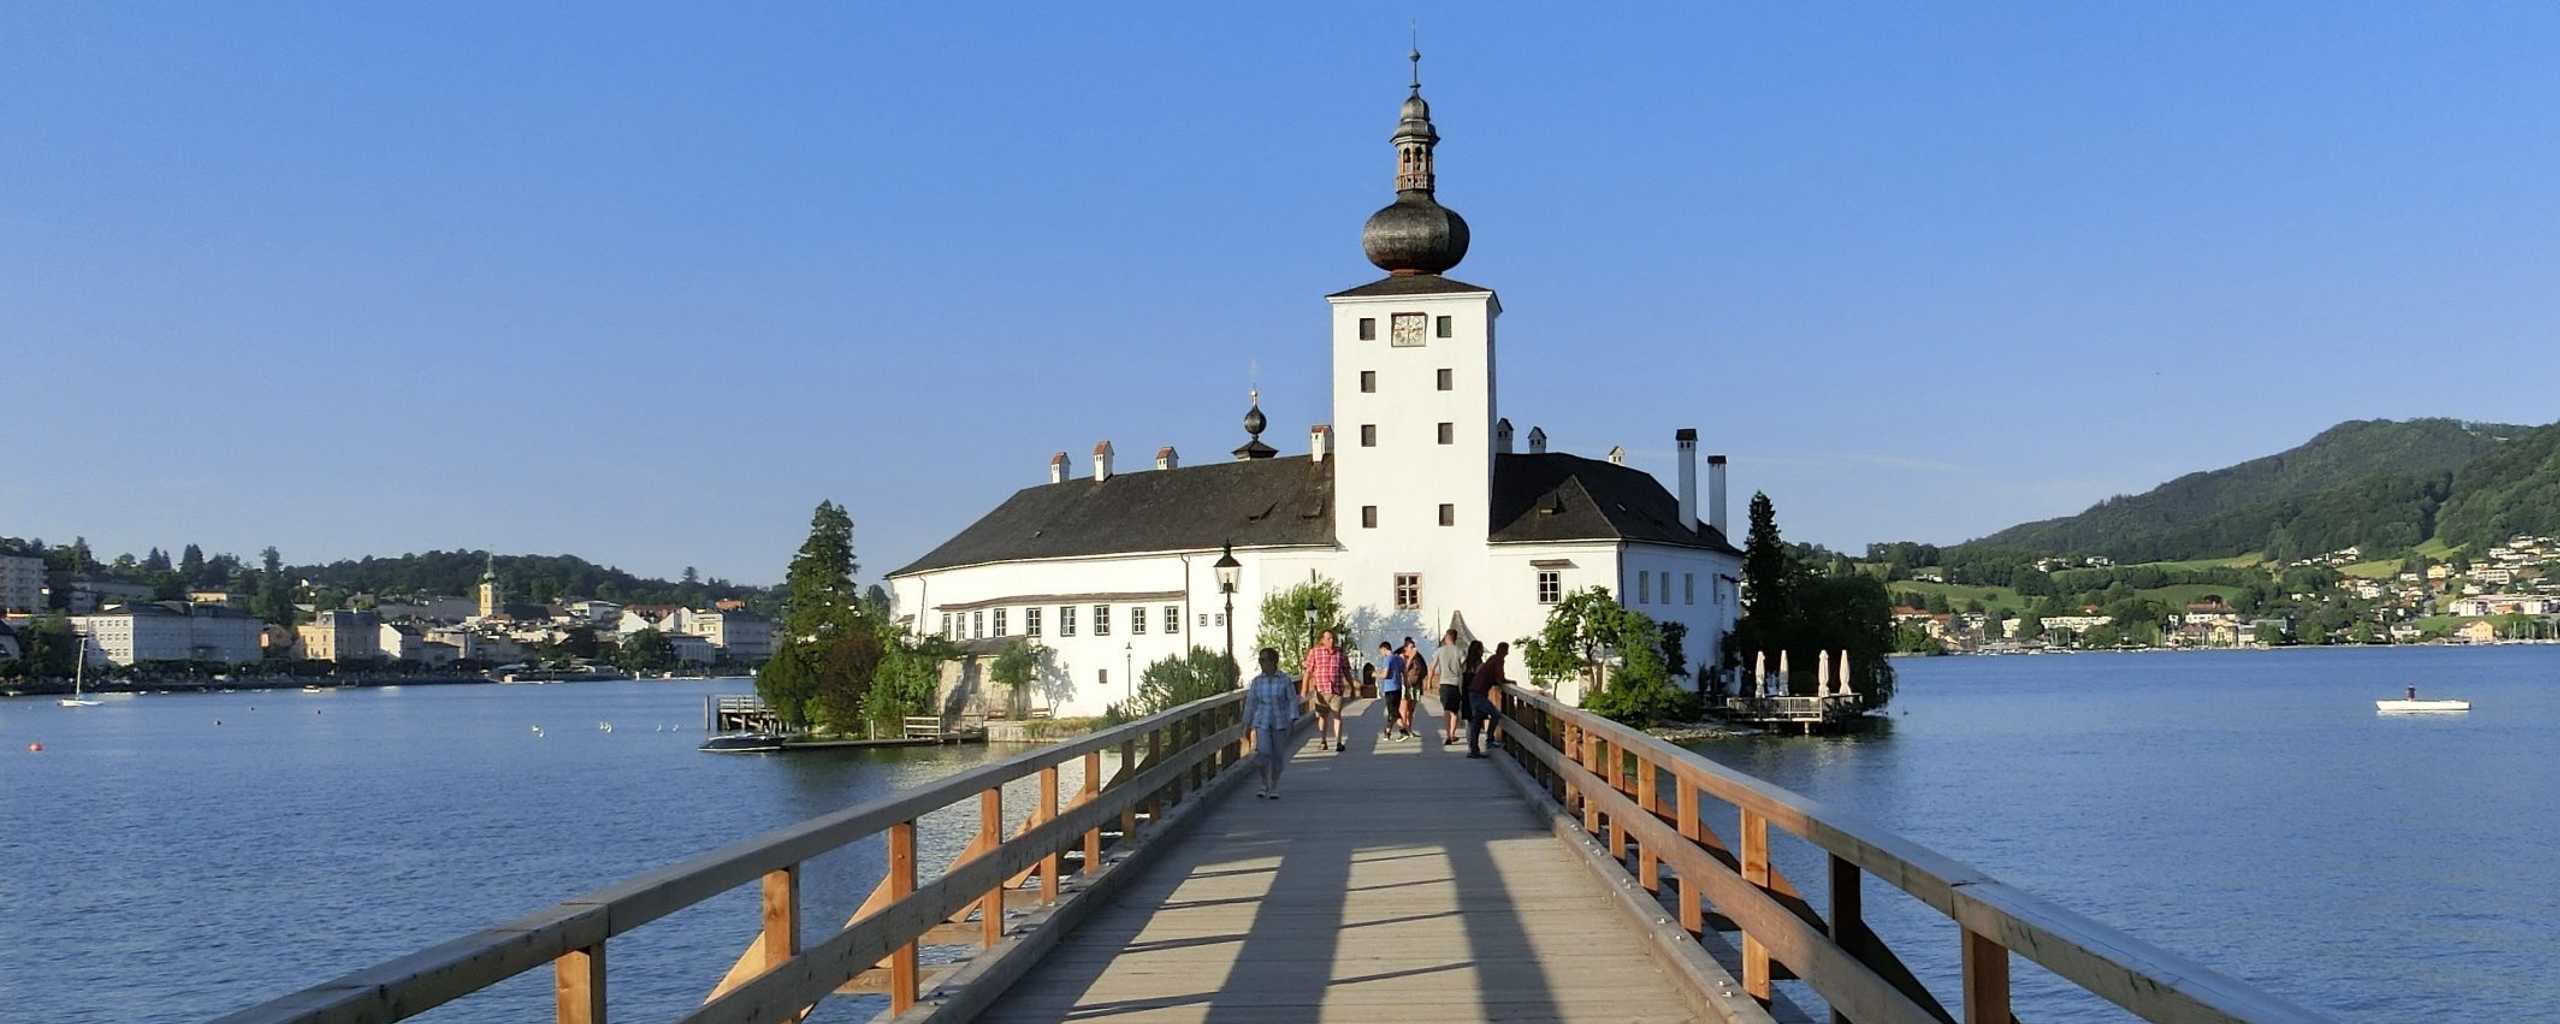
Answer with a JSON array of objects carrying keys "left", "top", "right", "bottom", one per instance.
[{"left": 28, "top": 741, "right": 43, "bottom": 752}]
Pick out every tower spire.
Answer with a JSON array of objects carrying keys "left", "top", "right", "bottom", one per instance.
[{"left": 1361, "top": 45, "right": 1469, "bottom": 275}]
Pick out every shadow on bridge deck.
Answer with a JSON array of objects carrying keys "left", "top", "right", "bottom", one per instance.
[{"left": 977, "top": 698, "right": 1699, "bottom": 1023}]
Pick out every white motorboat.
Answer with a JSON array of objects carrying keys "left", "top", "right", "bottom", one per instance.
[{"left": 2376, "top": 685, "right": 2469, "bottom": 713}]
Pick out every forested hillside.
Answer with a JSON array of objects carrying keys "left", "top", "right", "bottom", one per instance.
[
  {"left": 1968, "top": 418, "right": 2530, "bottom": 561},
  {"left": 289, "top": 550, "right": 767, "bottom": 607}
]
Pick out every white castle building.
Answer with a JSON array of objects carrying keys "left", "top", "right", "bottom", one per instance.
[{"left": 887, "top": 53, "right": 1742, "bottom": 717}]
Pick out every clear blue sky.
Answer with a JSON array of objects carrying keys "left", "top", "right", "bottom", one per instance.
[{"left": 8, "top": 4, "right": 2558, "bottom": 585}]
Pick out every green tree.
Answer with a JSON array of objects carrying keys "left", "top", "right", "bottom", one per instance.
[
  {"left": 1518, "top": 587, "right": 1642, "bottom": 694},
  {"left": 257, "top": 546, "right": 296, "bottom": 626},
  {"left": 808, "top": 622, "right": 889, "bottom": 731},
  {"left": 1740, "top": 492, "right": 1793, "bottom": 633},
  {"left": 2018, "top": 613, "right": 2046, "bottom": 641},
  {"left": 616, "top": 628, "right": 677, "bottom": 672},
  {"left": 1253, "top": 575, "right": 1347, "bottom": 673},
  {"left": 761, "top": 500, "right": 863, "bottom": 726},
  {"left": 681, "top": 565, "right": 701, "bottom": 586},
  {"left": 991, "top": 639, "right": 1039, "bottom": 718},
  {"left": 1982, "top": 616, "right": 2006, "bottom": 640},
  {"left": 180, "top": 543, "right": 207, "bottom": 583},
  {"left": 1122, "top": 646, "right": 1240, "bottom": 718},
  {"left": 1724, "top": 493, "right": 1899, "bottom": 708},
  {"left": 860, "top": 640, "right": 944, "bottom": 733},
  {"left": 8, "top": 615, "right": 81, "bottom": 678}
]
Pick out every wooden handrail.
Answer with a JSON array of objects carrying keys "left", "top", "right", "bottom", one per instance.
[
  {"left": 210, "top": 691, "right": 1248, "bottom": 1024},
  {"left": 1496, "top": 686, "right": 2329, "bottom": 1024}
]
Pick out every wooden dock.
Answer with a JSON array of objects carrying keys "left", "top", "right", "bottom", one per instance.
[
  {"left": 979, "top": 700, "right": 1705, "bottom": 1023},
  {"left": 217, "top": 687, "right": 2331, "bottom": 1024}
]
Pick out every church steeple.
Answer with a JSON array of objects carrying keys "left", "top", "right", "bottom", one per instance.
[
  {"left": 1361, "top": 47, "right": 1470, "bottom": 276},
  {"left": 1394, "top": 48, "right": 1438, "bottom": 193},
  {"left": 477, "top": 553, "right": 501, "bottom": 619}
]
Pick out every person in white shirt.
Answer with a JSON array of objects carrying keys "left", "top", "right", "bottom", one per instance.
[{"left": 1244, "top": 647, "right": 1299, "bottom": 799}]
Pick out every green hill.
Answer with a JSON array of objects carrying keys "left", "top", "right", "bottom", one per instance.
[{"left": 1969, "top": 418, "right": 2532, "bottom": 561}]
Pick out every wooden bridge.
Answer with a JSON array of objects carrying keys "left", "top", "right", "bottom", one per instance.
[{"left": 215, "top": 689, "right": 2328, "bottom": 1024}]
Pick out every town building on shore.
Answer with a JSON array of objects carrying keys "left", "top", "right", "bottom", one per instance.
[
  {"left": 0, "top": 552, "right": 44, "bottom": 613},
  {"left": 72, "top": 603, "right": 264, "bottom": 665},
  {"left": 297, "top": 610, "right": 383, "bottom": 662},
  {"left": 887, "top": 54, "right": 1743, "bottom": 718},
  {"left": 688, "top": 608, "right": 773, "bottom": 661}
]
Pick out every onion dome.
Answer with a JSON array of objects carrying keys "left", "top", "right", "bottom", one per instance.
[
  {"left": 1359, "top": 48, "right": 1469, "bottom": 276},
  {"left": 1233, "top": 389, "right": 1278, "bottom": 461}
]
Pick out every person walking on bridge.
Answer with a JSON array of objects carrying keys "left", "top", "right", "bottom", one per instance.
[
  {"left": 1431, "top": 629, "right": 1468, "bottom": 745},
  {"left": 1376, "top": 640, "right": 1406, "bottom": 741},
  {"left": 1466, "top": 641, "right": 1509, "bottom": 759},
  {"left": 1397, "top": 636, "right": 1425, "bottom": 739},
  {"left": 1245, "top": 647, "right": 1297, "bottom": 799},
  {"left": 1302, "top": 630, "right": 1349, "bottom": 752}
]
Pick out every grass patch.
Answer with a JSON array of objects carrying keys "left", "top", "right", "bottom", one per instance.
[{"left": 2341, "top": 559, "right": 2405, "bottom": 580}]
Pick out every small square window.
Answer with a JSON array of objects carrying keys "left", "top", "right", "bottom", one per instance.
[
  {"left": 1394, "top": 573, "right": 1422, "bottom": 610},
  {"left": 1358, "top": 318, "right": 1376, "bottom": 341},
  {"left": 1361, "top": 505, "right": 1378, "bottom": 529},
  {"left": 1093, "top": 604, "right": 1111, "bottom": 636},
  {"left": 1164, "top": 605, "right": 1180, "bottom": 631},
  {"left": 1360, "top": 424, "right": 1377, "bottom": 447},
  {"left": 1131, "top": 605, "right": 1147, "bottom": 634},
  {"left": 1359, "top": 370, "right": 1376, "bottom": 393},
  {"left": 1099, "top": 668, "right": 1108, "bottom": 688},
  {"left": 1436, "top": 422, "right": 1453, "bottom": 445},
  {"left": 1197, "top": 612, "right": 1208, "bottom": 627},
  {"left": 1436, "top": 368, "right": 1453, "bottom": 391},
  {"left": 1438, "top": 503, "right": 1454, "bottom": 527},
  {"left": 1435, "top": 315, "right": 1452, "bottom": 337},
  {"left": 1537, "top": 570, "right": 1561, "bottom": 605}
]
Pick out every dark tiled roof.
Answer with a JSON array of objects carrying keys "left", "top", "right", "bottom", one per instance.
[
  {"left": 1490, "top": 453, "right": 1742, "bottom": 555},
  {"left": 890, "top": 457, "right": 1336, "bottom": 576},
  {"left": 1326, "top": 274, "right": 1494, "bottom": 298}
]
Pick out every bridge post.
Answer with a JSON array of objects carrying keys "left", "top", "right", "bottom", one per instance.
[
  {"left": 1039, "top": 765, "right": 1062, "bottom": 905},
  {"left": 1828, "top": 854, "right": 1860, "bottom": 1024},
  {"left": 760, "top": 864, "right": 799, "bottom": 972},
  {"left": 1119, "top": 739, "right": 1139, "bottom": 837},
  {"left": 888, "top": 820, "right": 919, "bottom": 1014},
  {"left": 1635, "top": 755, "right": 1660, "bottom": 892},
  {"left": 1740, "top": 808, "right": 1773, "bottom": 1004},
  {"left": 1603, "top": 736, "right": 1627, "bottom": 861},
  {"left": 552, "top": 943, "right": 604, "bottom": 1024},
  {"left": 1143, "top": 730, "right": 1162, "bottom": 823},
  {"left": 1675, "top": 780, "right": 1704, "bottom": 936},
  {"left": 1081, "top": 751, "right": 1103, "bottom": 875},
  {"left": 979, "top": 788, "right": 1005, "bottom": 947},
  {"left": 1962, "top": 928, "right": 2010, "bottom": 1024}
]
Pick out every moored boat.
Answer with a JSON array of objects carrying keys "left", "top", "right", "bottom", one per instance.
[{"left": 698, "top": 733, "right": 787, "bottom": 753}]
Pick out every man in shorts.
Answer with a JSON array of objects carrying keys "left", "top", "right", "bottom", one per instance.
[
  {"left": 1301, "top": 630, "right": 1349, "bottom": 752},
  {"left": 1431, "top": 628, "right": 1468, "bottom": 745}
]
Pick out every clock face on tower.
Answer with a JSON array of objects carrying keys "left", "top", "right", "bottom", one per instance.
[{"left": 1390, "top": 312, "right": 1427, "bottom": 348}]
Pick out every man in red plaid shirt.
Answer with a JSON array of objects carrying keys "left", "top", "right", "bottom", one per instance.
[{"left": 1300, "top": 630, "right": 1349, "bottom": 752}]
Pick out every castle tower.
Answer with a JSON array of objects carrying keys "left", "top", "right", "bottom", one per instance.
[{"left": 1327, "top": 49, "right": 1501, "bottom": 620}]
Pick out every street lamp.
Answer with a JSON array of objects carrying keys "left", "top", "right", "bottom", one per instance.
[
  {"left": 1214, "top": 541, "right": 1242, "bottom": 684},
  {"left": 1303, "top": 600, "right": 1317, "bottom": 652},
  {"left": 1123, "top": 641, "right": 1133, "bottom": 703}
]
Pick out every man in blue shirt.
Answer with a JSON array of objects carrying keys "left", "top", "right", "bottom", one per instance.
[{"left": 1376, "top": 640, "right": 1406, "bottom": 742}]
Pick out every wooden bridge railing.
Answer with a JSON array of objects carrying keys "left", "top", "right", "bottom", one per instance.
[
  {"left": 212, "top": 690, "right": 1252, "bottom": 1024},
  {"left": 1495, "top": 686, "right": 2328, "bottom": 1024}
]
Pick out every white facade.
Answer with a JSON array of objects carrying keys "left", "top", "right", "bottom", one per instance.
[
  {"left": 690, "top": 609, "right": 773, "bottom": 662},
  {"left": 1, "top": 553, "right": 44, "bottom": 613},
  {"left": 72, "top": 605, "right": 263, "bottom": 666},
  {"left": 882, "top": 67, "right": 1743, "bottom": 717}
]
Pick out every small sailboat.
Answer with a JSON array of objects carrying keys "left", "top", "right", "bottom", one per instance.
[
  {"left": 2376, "top": 685, "right": 2470, "bottom": 713},
  {"left": 58, "top": 644, "right": 101, "bottom": 708}
]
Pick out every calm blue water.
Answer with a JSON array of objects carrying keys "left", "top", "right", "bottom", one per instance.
[
  {"left": 1689, "top": 646, "right": 2560, "bottom": 1022},
  {"left": 0, "top": 679, "right": 1080, "bottom": 1024},
  {"left": 3, "top": 652, "right": 2550, "bottom": 1022}
]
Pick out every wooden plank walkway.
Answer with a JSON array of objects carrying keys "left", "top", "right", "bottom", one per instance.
[{"left": 978, "top": 697, "right": 1703, "bottom": 1023}]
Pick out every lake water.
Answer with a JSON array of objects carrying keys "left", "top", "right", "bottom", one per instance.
[
  {"left": 1689, "top": 646, "right": 2559, "bottom": 1022},
  {"left": 2, "top": 651, "right": 2551, "bottom": 1023}
]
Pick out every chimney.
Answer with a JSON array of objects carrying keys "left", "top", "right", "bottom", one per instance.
[
  {"left": 1708, "top": 454, "right": 1730, "bottom": 537},
  {"left": 1156, "top": 446, "right": 1179, "bottom": 471},
  {"left": 1310, "top": 424, "right": 1331, "bottom": 464},
  {"left": 1607, "top": 445, "right": 1627, "bottom": 466},
  {"left": 1049, "top": 451, "right": 1068, "bottom": 484},
  {"left": 1495, "top": 418, "right": 1514, "bottom": 454},
  {"left": 1093, "top": 441, "right": 1114, "bottom": 482},
  {"left": 1675, "top": 428, "right": 1699, "bottom": 531},
  {"left": 1527, "top": 426, "right": 1547, "bottom": 454}
]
